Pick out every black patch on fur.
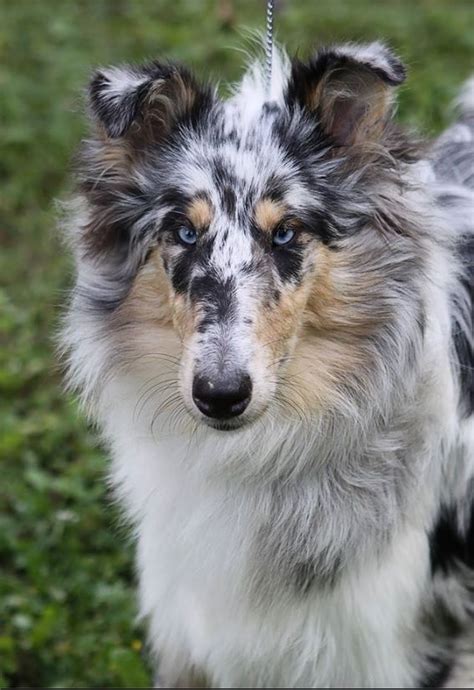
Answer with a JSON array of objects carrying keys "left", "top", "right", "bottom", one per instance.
[
  {"left": 221, "top": 185, "right": 236, "bottom": 218},
  {"left": 192, "top": 274, "right": 236, "bottom": 332},
  {"left": 75, "top": 284, "right": 131, "bottom": 315},
  {"left": 170, "top": 243, "right": 196, "bottom": 294},
  {"left": 159, "top": 186, "right": 190, "bottom": 212},
  {"left": 429, "top": 498, "right": 474, "bottom": 574},
  {"left": 159, "top": 196, "right": 199, "bottom": 291},
  {"left": 171, "top": 254, "right": 193, "bottom": 294},
  {"left": 419, "top": 657, "right": 453, "bottom": 688},
  {"left": 262, "top": 101, "right": 279, "bottom": 117},
  {"left": 265, "top": 175, "right": 286, "bottom": 203},
  {"left": 293, "top": 562, "right": 316, "bottom": 594},
  {"left": 419, "top": 593, "right": 462, "bottom": 689},
  {"left": 211, "top": 156, "right": 237, "bottom": 191},
  {"left": 301, "top": 207, "right": 338, "bottom": 246},
  {"left": 274, "top": 110, "right": 329, "bottom": 165},
  {"left": 169, "top": 219, "right": 217, "bottom": 295},
  {"left": 160, "top": 208, "right": 186, "bottom": 234},
  {"left": 292, "top": 559, "right": 343, "bottom": 594},
  {"left": 220, "top": 229, "right": 229, "bottom": 245},
  {"left": 452, "top": 232, "right": 474, "bottom": 418},
  {"left": 273, "top": 243, "right": 305, "bottom": 283}
]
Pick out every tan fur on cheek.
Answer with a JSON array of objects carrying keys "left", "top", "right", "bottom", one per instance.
[
  {"left": 305, "top": 244, "right": 387, "bottom": 337},
  {"left": 281, "top": 241, "right": 393, "bottom": 415},
  {"left": 116, "top": 248, "right": 197, "bottom": 344},
  {"left": 304, "top": 244, "right": 344, "bottom": 332},
  {"left": 109, "top": 248, "right": 181, "bottom": 363},
  {"left": 255, "top": 284, "right": 310, "bottom": 362},
  {"left": 116, "top": 249, "right": 174, "bottom": 326},
  {"left": 281, "top": 336, "right": 367, "bottom": 414},
  {"left": 100, "top": 249, "right": 185, "bottom": 386},
  {"left": 171, "top": 293, "right": 195, "bottom": 340},
  {"left": 281, "top": 246, "right": 371, "bottom": 415}
]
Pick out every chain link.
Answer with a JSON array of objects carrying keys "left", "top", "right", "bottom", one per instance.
[{"left": 265, "top": 0, "right": 274, "bottom": 97}]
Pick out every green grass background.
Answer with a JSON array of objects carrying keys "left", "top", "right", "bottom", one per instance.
[{"left": 1, "top": 0, "right": 473, "bottom": 686}]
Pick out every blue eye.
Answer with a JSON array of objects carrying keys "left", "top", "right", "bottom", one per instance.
[
  {"left": 273, "top": 227, "right": 295, "bottom": 246},
  {"left": 177, "top": 226, "right": 197, "bottom": 246}
]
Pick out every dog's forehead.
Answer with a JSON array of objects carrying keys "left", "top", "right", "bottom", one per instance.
[{"left": 166, "top": 106, "right": 309, "bottom": 218}]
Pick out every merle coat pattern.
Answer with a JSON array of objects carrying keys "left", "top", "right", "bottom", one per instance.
[{"left": 61, "top": 43, "right": 474, "bottom": 687}]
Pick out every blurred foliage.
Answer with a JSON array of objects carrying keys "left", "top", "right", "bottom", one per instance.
[{"left": 0, "top": 0, "right": 473, "bottom": 686}]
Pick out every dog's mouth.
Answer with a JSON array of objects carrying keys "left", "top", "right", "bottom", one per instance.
[
  {"left": 202, "top": 418, "right": 247, "bottom": 432},
  {"left": 193, "top": 397, "right": 272, "bottom": 432},
  {"left": 199, "top": 415, "right": 257, "bottom": 432}
]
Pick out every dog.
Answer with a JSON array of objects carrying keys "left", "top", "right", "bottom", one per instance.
[{"left": 61, "top": 42, "right": 474, "bottom": 687}]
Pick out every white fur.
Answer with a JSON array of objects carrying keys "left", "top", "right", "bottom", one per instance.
[{"left": 99, "top": 66, "right": 149, "bottom": 102}]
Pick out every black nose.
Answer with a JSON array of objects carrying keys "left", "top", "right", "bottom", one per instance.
[{"left": 192, "top": 373, "right": 252, "bottom": 420}]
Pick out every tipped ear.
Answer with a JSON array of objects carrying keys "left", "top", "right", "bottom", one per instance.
[
  {"left": 88, "top": 61, "right": 213, "bottom": 139},
  {"left": 287, "top": 42, "right": 406, "bottom": 146}
]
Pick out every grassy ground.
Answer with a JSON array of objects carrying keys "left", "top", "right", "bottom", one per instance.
[{"left": 1, "top": 0, "right": 473, "bottom": 686}]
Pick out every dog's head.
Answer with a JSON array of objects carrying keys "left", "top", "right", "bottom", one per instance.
[{"left": 69, "top": 43, "right": 425, "bottom": 434}]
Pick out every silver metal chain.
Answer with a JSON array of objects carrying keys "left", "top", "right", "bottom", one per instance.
[{"left": 265, "top": 0, "right": 274, "bottom": 96}]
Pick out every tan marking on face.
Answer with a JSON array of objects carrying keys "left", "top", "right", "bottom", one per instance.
[
  {"left": 116, "top": 247, "right": 199, "bottom": 345},
  {"left": 187, "top": 196, "right": 213, "bottom": 230},
  {"left": 276, "top": 240, "right": 394, "bottom": 414},
  {"left": 171, "top": 292, "right": 198, "bottom": 340},
  {"left": 105, "top": 248, "right": 183, "bottom": 381},
  {"left": 254, "top": 198, "right": 287, "bottom": 234},
  {"left": 255, "top": 281, "right": 312, "bottom": 366},
  {"left": 116, "top": 249, "right": 173, "bottom": 325},
  {"left": 280, "top": 333, "right": 368, "bottom": 414},
  {"left": 305, "top": 243, "right": 388, "bottom": 336}
]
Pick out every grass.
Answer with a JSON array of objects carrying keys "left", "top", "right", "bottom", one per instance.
[{"left": 1, "top": 0, "right": 473, "bottom": 686}]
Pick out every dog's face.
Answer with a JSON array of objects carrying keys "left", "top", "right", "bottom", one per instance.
[
  {"left": 151, "top": 164, "right": 328, "bottom": 430},
  {"left": 74, "top": 44, "right": 423, "bottom": 433}
]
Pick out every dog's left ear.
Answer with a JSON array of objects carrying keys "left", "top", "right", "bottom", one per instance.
[
  {"left": 88, "top": 60, "right": 213, "bottom": 140},
  {"left": 286, "top": 42, "right": 406, "bottom": 146}
]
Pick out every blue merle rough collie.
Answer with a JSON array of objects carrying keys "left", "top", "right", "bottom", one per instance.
[{"left": 61, "top": 42, "right": 474, "bottom": 687}]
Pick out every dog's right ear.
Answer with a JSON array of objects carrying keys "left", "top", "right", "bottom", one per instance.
[
  {"left": 88, "top": 61, "right": 213, "bottom": 140},
  {"left": 286, "top": 42, "right": 406, "bottom": 147}
]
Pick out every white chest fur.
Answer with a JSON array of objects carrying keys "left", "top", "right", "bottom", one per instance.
[{"left": 103, "top": 384, "right": 431, "bottom": 688}]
